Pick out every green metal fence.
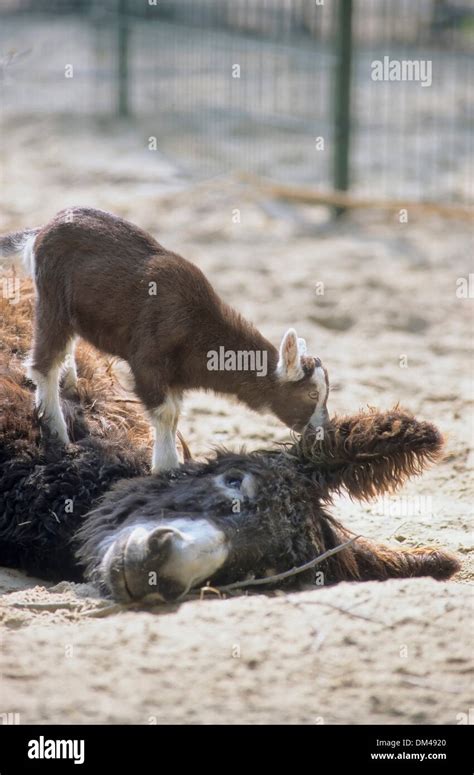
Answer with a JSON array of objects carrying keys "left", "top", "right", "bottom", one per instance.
[{"left": 0, "top": 0, "right": 472, "bottom": 203}]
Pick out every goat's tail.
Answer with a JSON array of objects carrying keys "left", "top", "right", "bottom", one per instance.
[{"left": 0, "top": 227, "right": 41, "bottom": 275}]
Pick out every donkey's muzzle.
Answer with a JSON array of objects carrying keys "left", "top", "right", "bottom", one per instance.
[{"left": 103, "top": 519, "right": 229, "bottom": 603}]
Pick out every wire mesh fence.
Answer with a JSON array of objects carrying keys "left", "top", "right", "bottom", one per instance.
[{"left": 0, "top": 0, "right": 472, "bottom": 203}]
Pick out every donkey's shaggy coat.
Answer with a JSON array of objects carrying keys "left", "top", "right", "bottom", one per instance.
[{"left": 0, "top": 287, "right": 459, "bottom": 601}]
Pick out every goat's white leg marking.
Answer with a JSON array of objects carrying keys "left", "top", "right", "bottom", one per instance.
[
  {"left": 22, "top": 233, "right": 37, "bottom": 277},
  {"left": 27, "top": 362, "right": 69, "bottom": 443},
  {"left": 148, "top": 393, "right": 182, "bottom": 473},
  {"left": 61, "top": 337, "right": 78, "bottom": 391}
]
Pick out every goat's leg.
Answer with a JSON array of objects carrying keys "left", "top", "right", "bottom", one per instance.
[
  {"left": 27, "top": 322, "right": 73, "bottom": 444},
  {"left": 132, "top": 369, "right": 182, "bottom": 472},
  {"left": 148, "top": 395, "right": 182, "bottom": 473},
  {"left": 61, "top": 336, "right": 78, "bottom": 393}
]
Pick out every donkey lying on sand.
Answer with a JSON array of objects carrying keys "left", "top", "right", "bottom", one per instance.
[
  {"left": 0, "top": 296, "right": 459, "bottom": 602},
  {"left": 0, "top": 207, "right": 329, "bottom": 472}
]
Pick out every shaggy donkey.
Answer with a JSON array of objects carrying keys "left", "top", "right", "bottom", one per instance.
[
  {"left": 77, "top": 414, "right": 459, "bottom": 603},
  {"left": 0, "top": 208, "right": 329, "bottom": 472},
  {"left": 0, "top": 298, "right": 459, "bottom": 601}
]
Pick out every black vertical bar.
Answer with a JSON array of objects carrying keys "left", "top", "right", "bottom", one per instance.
[
  {"left": 117, "top": 0, "right": 129, "bottom": 117},
  {"left": 332, "top": 0, "right": 353, "bottom": 211}
]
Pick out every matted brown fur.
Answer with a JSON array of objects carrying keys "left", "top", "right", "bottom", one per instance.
[{"left": 0, "top": 279, "right": 153, "bottom": 449}]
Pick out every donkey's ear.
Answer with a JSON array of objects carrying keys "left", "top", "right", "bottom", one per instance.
[{"left": 277, "top": 328, "right": 304, "bottom": 381}]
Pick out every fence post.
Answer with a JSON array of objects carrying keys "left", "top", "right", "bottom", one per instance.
[
  {"left": 332, "top": 0, "right": 353, "bottom": 212},
  {"left": 117, "top": 0, "right": 129, "bottom": 116}
]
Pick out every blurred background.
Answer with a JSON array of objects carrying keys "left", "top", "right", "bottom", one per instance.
[{"left": 0, "top": 0, "right": 472, "bottom": 202}]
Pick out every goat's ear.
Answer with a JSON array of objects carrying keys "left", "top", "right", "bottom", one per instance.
[
  {"left": 297, "top": 337, "right": 307, "bottom": 355},
  {"left": 277, "top": 328, "right": 304, "bottom": 381}
]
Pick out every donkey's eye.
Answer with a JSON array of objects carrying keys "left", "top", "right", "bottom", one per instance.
[
  {"left": 223, "top": 471, "right": 244, "bottom": 489},
  {"left": 216, "top": 470, "right": 258, "bottom": 499}
]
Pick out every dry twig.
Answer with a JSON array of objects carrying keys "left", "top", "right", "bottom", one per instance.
[{"left": 216, "top": 535, "right": 360, "bottom": 592}]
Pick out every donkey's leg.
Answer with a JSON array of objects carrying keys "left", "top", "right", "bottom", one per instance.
[
  {"left": 351, "top": 538, "right": 460, "bottom": 582},
  {"left": 28, "top": 317, "right": 72, "bottom": 444}
]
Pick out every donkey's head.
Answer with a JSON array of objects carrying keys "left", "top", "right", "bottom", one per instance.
[
  {"left": 269, "top": 328, "right": 329, "bottom": 433},
  {"left": 76, "top": 451, "right": 316, "bottom": 604}
]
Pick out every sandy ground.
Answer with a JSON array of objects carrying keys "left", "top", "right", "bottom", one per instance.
[{"left": 0, "top": 116, "right": 473, "bottom": 724}]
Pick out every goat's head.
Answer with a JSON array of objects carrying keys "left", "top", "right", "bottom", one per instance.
[{"left": 269, "top": 328, "right": 329, "bottom": 432}]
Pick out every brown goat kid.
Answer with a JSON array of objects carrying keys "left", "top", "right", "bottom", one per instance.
[{"left": 0, "top": 208, "right": 329, "bottom": 472}]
